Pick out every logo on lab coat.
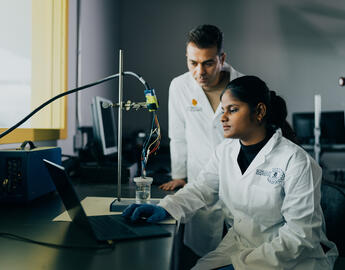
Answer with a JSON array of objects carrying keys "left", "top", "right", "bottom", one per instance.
[
  {"left": 256, "top": 168, "right": 285, "bottom": 184},
  {"left": 187, "top": 99, "right": 202, "bottom": 112}
]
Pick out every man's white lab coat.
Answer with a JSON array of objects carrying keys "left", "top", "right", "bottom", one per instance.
[{"left": 168, "top": 64, "right": 242, "bottom": 256}]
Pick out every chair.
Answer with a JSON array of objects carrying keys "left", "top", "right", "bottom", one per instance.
[{"left": 321, "top": 181, "right": 345, "bottom": 256}]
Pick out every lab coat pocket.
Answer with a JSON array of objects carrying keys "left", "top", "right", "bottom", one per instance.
[{"left": 249, "top": 184, "right": 283, "bottom": 226}]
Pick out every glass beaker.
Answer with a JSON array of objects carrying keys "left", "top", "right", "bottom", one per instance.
[{"left": 133, "top": 177, "right": 153, "bottom": 204}]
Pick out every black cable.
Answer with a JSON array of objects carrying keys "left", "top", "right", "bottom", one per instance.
[
  {"left": 0, "top": 232, "right": 115, "bottom": 250},
  {"left": 124, "top": 71, "right": 150, "bottom": 89},
  {"left": 0, "top": 71, "right": 149, "bottom": 140},
  {"left": 0, "top": 74, "right": 117, "bottom": 140}
]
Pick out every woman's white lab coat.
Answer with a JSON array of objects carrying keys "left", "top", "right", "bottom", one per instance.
[
  {"left": 159, "top": 129, "right": 338, "bottom": 269},
  {"left": 168, "top": 64, "right": 242, "bottom": 256}
]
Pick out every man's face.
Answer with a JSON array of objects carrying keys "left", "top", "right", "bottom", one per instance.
[{"left": 186, "top": 42, "right": 225, "bottom": 90}]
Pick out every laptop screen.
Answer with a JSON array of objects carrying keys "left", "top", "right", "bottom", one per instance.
[
  {"left": 43, "top": 159, "right": 93, "bottom": 230},
  {"left": 43, "top": 159, "right": 171, "bottom": 242}
]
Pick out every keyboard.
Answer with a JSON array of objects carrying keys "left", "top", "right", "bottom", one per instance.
[{"left": 89, "top": 215, "right": 137, "bottom": 241}]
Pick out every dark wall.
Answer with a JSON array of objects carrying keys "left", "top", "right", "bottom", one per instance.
[
  {"left": 60, "top": 0, "right": 345, "bottom": 156},
  {"left": 119, "top": 0, "right": 345, "bottom": 146}
]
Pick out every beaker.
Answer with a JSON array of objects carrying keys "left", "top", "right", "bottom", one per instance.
[{"left": 133, "top": 177, "right": 153, "bottom": 203}]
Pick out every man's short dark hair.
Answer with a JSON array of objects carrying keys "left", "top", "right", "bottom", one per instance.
[{"left": 187, "top": 24, "right": 224, "bottom": 55}]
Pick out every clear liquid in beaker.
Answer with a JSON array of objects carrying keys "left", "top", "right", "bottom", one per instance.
[{"left": 134, "top": 177, "right": 153, "bottom": 203}]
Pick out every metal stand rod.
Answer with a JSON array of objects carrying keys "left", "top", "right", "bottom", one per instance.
[
  {"left": 314, "top": 94, "right": 321, "bottom": 164},
  {"left": 74, "top": 0, "right": 82, "bottom": 152},
  {"left": 117, "top": 50, "right": 124, "bottom": 201},
  {"left": 314, "top": 128, "right": 321, "bottom": 164}
]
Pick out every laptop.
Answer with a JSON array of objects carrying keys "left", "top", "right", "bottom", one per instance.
[{"left": 43, "top": 159, "right": 171, "bottom": 242}]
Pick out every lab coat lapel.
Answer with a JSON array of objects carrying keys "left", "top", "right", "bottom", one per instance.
[
  {"left": 242, "top": 152, "right": 266, "bottom": 177},
  {"left": 242, "top": 130, "right": 281, "bottom": 177},
  {"left": 192, "top": 80, "right": 216, "bottom": 119},
  {"left": 214, "top": 103, "right": 222, "bottom": 119},
  {"left": 231, "top": 140, "right": 244, "bottom": 177},
  {"left": 190, "top": 63, "right": 236, "bottom": 120},
  {"left": 213, "top": 104, "right": 223, "bottom": 130}
]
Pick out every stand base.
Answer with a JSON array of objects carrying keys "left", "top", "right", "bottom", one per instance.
[{"left": 109, "top": 198, "right": 160, "bottom": 212}]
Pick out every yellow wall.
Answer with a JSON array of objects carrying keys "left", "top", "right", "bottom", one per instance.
[{"left": 0, "top": 0, "right": 68, "bottom": 144}]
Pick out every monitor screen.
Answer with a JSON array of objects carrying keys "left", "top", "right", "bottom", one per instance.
[
  {"left": 91, "top": 96, "right": 117, "bottom": 156},
  {"left": 292, "top": 113, "right": 314, "bottom": 144},
  {"left": 293, "top": 111, "right": 345, "bottom": 145}
]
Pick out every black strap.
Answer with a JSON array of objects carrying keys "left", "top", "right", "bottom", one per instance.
[{"left": 19, "top": 140, "right": 37, "bottom": 150}]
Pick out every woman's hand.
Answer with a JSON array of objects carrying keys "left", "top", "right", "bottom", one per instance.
[{"left": 122, "top": 204, "right": 170, "bottom": 223}]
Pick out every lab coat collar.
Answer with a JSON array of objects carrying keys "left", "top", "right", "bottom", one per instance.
[
  {"left": 186, "top": 73, "right": 214, "bottom": 119},
  {"left": 249, "top": 128, "right": 282, "bottom": 158},
  {"left": 188, "top": 62, "right": 233, "bottom": 120},
  {"left": 222, "top": 62, "right": 231, "bottom": 73},
  {"left": 230, "top": 142, "right": 243, "bottom": 177},
  {"left": 232, "top": 129, "right": 283, "bottom": 177}
]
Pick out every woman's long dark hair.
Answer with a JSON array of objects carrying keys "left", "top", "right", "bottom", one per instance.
[{"left": 220, "top": 75, "right": 297, "bottom": 143}]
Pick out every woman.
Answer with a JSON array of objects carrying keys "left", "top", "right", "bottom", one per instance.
[{"left": 123, "top": 76, "right": 338, "bottom": 269}]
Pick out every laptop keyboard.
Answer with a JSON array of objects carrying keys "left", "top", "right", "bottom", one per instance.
[{"left": 88, "top": 215, "right": 138, "bottom": 240}]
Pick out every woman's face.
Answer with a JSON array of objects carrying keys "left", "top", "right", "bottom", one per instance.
[{"left": 220, "top": 90, "right": 263, "bottom": 144}]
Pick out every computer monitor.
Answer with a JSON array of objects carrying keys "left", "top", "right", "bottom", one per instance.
[
  {"left": 292, "top": 111, "right": 345, "bottom": 145},
  {"left": 292, "top": 113, "right": 314, "bottom": 144},
  {"left": 91, "top": 96, "right": 117, "bottom": 156},
  {"left": 321, "top": 111, "right": 345, "bottom": 144}
]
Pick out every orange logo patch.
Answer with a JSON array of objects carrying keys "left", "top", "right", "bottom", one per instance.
[{"left": 192, "top": 99, "right": 198, "bottom": 106}]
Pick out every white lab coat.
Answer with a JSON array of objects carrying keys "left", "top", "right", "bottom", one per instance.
[
  {"left": 160, "top": 129, "right": 338, "bottom": 269},
  {"left": 168, "top": 64, "right": 243, "bottom": 256}
]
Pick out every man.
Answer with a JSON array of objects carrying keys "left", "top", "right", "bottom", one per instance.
[{"left": 159, "top": 24, "right": 243, "bottom": 266}]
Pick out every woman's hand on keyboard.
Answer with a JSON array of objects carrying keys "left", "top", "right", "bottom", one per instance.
[{"left": 122, "top": 204, "right": 170, "bottom": 223}]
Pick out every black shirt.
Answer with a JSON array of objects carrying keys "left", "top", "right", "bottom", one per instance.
[{"left": 237, "top": 131, "right": 274, "bottom": 174}]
